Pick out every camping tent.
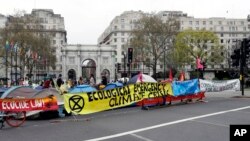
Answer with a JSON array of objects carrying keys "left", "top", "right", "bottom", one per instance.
[
  {"left": 0, "top": 86, "right": 38, "bottom": 99},
  {"left": 104, "top": 82, "right": 123, "bottom": 90},
  {"left": 69, "top": 85, "right": 97, "bottom": 93},
  {"left": 127, "top": 73, "right": 157, "bottom": 84}
]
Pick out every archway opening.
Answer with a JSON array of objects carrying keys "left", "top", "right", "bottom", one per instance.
[
  {"left": 68, "top": 69, "right": 76, "bottom": 81},
  {"left": 82, "top": 59, "right": 96, "bottom": 82},
  {"left": 101, "top": 69, "right": 110, "bottom": 83}
]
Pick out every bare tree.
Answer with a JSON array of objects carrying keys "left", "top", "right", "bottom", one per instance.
[
  {"left": 0, "top": 10, "right": 55, "bottom": 80},
  {"left": 128, "top": 13, "right": 180, "bottom": 78}
]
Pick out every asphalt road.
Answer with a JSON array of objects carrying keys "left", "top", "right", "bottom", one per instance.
[{"left": 1, "top": 90, "right": 250, "bottom": 141}]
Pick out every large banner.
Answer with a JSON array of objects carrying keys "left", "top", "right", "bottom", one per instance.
[
  {"left": 172, "top": 79, "right": 201, "bottom": 96},
  {"left": 64, "top": 82, "right": 173, "bottom": 115},
  {"left": 199, "top": 79, "right": 240, "bottom": 92},
  {"left": 0, "top": 96, "right": 58, "bottom": 112}
]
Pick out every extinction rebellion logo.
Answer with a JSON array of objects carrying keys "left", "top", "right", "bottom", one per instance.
[{"left": 69, "top": 95, "right": 85, "bottom": 113}]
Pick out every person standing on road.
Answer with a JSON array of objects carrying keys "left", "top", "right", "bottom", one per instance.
[
  {"left": 89, "top": 74, "right": 96, "bottom": 86},
  {"left": 57, "top": 74, "right": 63, "bottom": 87}
]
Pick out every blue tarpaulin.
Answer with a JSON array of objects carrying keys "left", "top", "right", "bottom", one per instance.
[
  {"left": 103, "top": 82, "right": 123, "bottom": 90},
  {"left": 172, "top": 79, "right": 201, "bottom": 96},
  {"left": 69, "top": 85, "right": 97, "bottom": 93}
]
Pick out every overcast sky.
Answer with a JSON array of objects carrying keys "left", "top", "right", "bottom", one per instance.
[{"left": 0, "top": 0, "right": 250, "bottom": 44}]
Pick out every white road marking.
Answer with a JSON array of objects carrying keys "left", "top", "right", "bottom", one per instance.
[
  {"left": 130, "top": 133, "right": 154, "bottom": 141},
  {"left": 190, "top": 120, "right": 229, "bottom": 127},
  {"left": 85, "top": 106, "right": 250, "bottom": 141}
]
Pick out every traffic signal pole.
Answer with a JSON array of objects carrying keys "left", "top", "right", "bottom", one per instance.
[{"left": 240, "top": 40, "right": 245, "bottom": 96}]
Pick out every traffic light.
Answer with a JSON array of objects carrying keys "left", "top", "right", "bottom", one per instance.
[
  {"left": 243, "top": 38, "right": 250, "bottom": 66},
  {"left": 231, "top": 48, "right": 240, "bottom": 67},
  {"left": 117, "top": 63, "right": 121, "bottom": 72},
  {"left": 128, "top": 48, "right": 133, "bottom": 64}
]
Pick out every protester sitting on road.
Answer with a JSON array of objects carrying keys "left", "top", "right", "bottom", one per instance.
[
  {"left": 23, "top": 77, "right": 29, "bottom": 86},
  {"left": 89, "top": 74, "right": 96, "bottom": 86},
  {"left": 78, "top": 76, "right": 84, "bottom": 85}
]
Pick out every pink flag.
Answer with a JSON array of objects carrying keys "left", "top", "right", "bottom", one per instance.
[
  {"left": 169, "top": 69, "right": 173, "bottom": 81},
  {"left": 196, "top": 57, "right": 204, "bottom": 69},
  {"left": 138, "top": 72, "right": 143, "bottom": 83},
  {"left": 179, "top": 71, "right": 185, "bottom": 81}
]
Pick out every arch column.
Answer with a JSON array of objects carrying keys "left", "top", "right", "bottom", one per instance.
[
  {"left": 62, "top": 51, "right": 67, "bottom": 81},
  {"left": 96, "top": 48, "right": 101, "bottom": 83},
  {"left": 77, "top": 51, "right": 81, "bottom": 79}
]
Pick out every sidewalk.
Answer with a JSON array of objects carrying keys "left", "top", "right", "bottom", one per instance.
[{"left": 205, "top": 89, "right": 250, "bottom": 98}]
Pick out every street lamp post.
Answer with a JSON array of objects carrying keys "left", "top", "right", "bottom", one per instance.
[
  {"left": 163, "top": 48, "right": 166, "bottom": 80},
  {"left": 15, "top": 43, "right": 18, "bottom": 85},
  {"left": 5, "top": 41, "right": 9, "bottom": 86},
  {"left": 123, "top": 51, "right": 126, "bottom": 77}
]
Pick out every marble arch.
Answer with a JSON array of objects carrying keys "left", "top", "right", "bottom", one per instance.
[{"left": 61, "top": 44, "right": 116, "bottom": 83}]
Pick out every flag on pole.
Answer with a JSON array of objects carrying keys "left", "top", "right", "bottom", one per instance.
[
  {"left": 138, "top": 71, "right": 143, "bottom": 83},
  {"left": 196, "top": 57, "right": 204, "bottom": 69},
  {"left": 10, "top": 41, "right": 14, "bottom": 51},
  {"left": 179, "top": 71, "right": 185, "bottom": 81},
  {"left": 5, "top": 40, "right": 10, "bottom": 51},
  {"left": 14, "top": 43, "right": 18, "bottom": 52},
  {"left": 32, "top": 52, "right": 38, "bottom": 60},
  {"left": 169, "top": 68, "right": 173, "bottom": 81}
]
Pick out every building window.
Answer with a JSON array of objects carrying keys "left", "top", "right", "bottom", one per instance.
[
  {"left": 114, "top": 33, "right": 117, "bottom": 36},
  {"left": 203, "top": 21, "right": 206, "bottom": 25},
  {"left": 121, "top": 19, "right": 125, "bottom": 22},
  {"left": 53, "top": 40, "right": 56, "bottom": 45},
  {"left": 218, "top": 21, "right": 222, "bottom": 25},
  {"left": 121, "top": 32, "right": 125, "bottom": 36},
  {"left": 221, "top": 27, "right": 224, "bottom": 31},
  {"left": 189, "top": 21, "right": 192, "bottom": 25},
  {"left": 61, "top": 40, "right": 63, "bottom": 45},
  {"left": 69, "top": 57, "right": 75, "bottom": 64},
  {"left": 241, "top": 21, "right": 244, "bottom": 25},
  {"left": 102, "top": 57, "right": 109, "bottom": 64},
  {"left": 243, "top": 27, "right": 247, "bottom": 31},
  {"left": 221, "top": 39, "right": 224, "bottom": 43},
  {"left": 196, "top": 21, "right": 199, "bottom": 25},
  {"left": 209, "top": 21, "right": 213, "bottom": 25},
  {"left": 221, "top": 33, "right": 224, "bottom": 37},
  {"left": 114, "top": 38, "right": 117, "bottom": 42},
  {"left": 121, "top": 38, "right": 125, "bottom": 42},
  {"left": 114, "top": 26, "right": 117, "bottom": 29}
]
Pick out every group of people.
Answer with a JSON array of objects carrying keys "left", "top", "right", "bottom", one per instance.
[{"left": 55, "top": 73, "right": 108, "bottom": 92}]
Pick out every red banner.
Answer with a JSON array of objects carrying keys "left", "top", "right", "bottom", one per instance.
[{"left": 0, "top": 96, "right": 59, "bottom": 112}]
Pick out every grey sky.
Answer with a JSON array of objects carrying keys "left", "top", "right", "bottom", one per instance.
[{"left": 0, "top": 0, "right": 250, "bottom": 44}]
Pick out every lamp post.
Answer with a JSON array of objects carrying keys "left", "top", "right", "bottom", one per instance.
[
  {"left": 123, "top": 51, "right": 126, "bottom": 77},
  {"left": 163, "top": 48, "right": 166, "bottom": 80},
  {"left": 14, "top": 43, "right": 18, "bottom": 85},
  {"left": 5, "top": 41, "right": 9, "bottom": 86}
]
